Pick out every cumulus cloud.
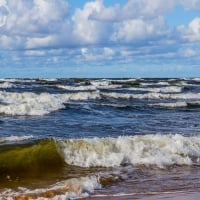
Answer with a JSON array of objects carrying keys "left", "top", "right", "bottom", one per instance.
[
  {"left": 179, "top": 47, "right": 197, "bottom": 57},
  {"left": 78, "top": 46, "right": 116, "bottom": 62},
  {"left": 90, "top": 0, "right": 175, "bottom": 21},
  {"left": 111, "top": 16, "right": 168, "bottom": 42},
  {"left": 0, "top": 0, "right": 9, "bottom": 27},
  {"left": 178, "top": 18, "right": 200, "bottom": 42},
  {"left": 121, "top": 0, "right": 175, "bottom": 19},
  {"left": 0, "top": 0, "right": 70, "bottom": 49},
  {"left": 0, "top": 0, "right": 200, "bottom": 70},
  {"left": 72, "top": 0, "right": 111, "bottom": 44},
  {"left": 0, "top": 0, "right": 175, "bottom": 49},
  {"left": 181, "top": 0, "right": 200, "bottom": 11}
]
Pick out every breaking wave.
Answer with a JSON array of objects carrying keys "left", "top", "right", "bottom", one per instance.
[
  {"left": 150, "top": 101, "right": 200, "bottom": 108},
  {"left": 1, "top": 176, "right": 100, "bottom": 200},
  {"left": 59, "top": 134, "right": 200, "bottom": 168},
  {"left": 0, "top": 91, "right": 100, "bottom": 116},
  {"left": 127, "top": 86, "right": 183, "bottom": 93},
  {"left": 1, "top": 134, "right": 200, "bottom": 200},
  {"left": 101, "top": 92, "right": 200, "bottom": 100},
  {"left": 0, "top": 82, "right": 14, "bottom": 88},
  {"left": 1, "top": 134, "right": 200, "bottom": 174}
]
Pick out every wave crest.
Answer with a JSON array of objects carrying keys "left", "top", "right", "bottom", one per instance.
[{"left": 58, "top": 134, "right": 200, "bottom": 168}]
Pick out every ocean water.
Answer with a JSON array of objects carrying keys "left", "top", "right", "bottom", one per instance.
[{"left": 0, "top": 78, "right": 200, "bottom": 199}]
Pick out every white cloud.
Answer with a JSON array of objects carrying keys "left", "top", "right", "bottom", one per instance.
[
  {"left": 90, "top": 0, "right": 176, "bottom": 22},
  {"left": 178, "top": 17, "right": 200, "bottom": 42},
  {"left": 122, "top": 0, "right": 175, "bottom": 19},
  {"left": 26, "top": 35, "right": 57, "bottom": 49},
  {"left": 0, "top": 0, "right": 70, "bottom": 49},
  {"left": 0, "top": 0, "right": 199, "bottom": 71},
  {"left": 112, "top": 16, "right": 168, "bottom": 42},
  {"left": 78, "top": 46, "right": 115, "bottom": 62},
  {"left": 25, "top": 50, "right": 46, "bottom": 56},
  {"left": 181, "top": 0, "right": 200, "bottom": 11},
  {"left": 179, "top": 47, "right": 197, "bottom": 57},
  {"left": 72, "top": 0, "right": 110, "bottom": 44},
  {"left": 103, "top": 47, "right": 115, "bottom": 57},
  {"left": 0, "top": 0, "right": 9, "bottom": 27}
]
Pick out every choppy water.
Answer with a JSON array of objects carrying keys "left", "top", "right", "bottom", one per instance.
[{"left": 0, "top": 78, "right": 200, "bottom": 199}]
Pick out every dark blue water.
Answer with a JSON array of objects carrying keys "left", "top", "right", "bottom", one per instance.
[
  {"left": 1, "top": 78, "right": 200, "bottom": 138},
  {"left": 0, "top": 78, "right": 200, "bottom": 199}
]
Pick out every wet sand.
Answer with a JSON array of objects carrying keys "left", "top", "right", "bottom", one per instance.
[{"left": 89, "top": 191, "right": 200, "bottom": 200}]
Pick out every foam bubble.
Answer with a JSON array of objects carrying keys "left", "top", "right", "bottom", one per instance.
[{"left": 58, "top": 134, "right": 200, "bottom": 168}]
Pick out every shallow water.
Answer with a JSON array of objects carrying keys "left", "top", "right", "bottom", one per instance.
[{"left": 0, "top": 78, "right": 200, "bottom": 199}]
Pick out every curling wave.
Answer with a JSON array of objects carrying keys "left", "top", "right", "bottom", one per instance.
[
  {"left": 1, "top": 134, "right": 200, "bottom": 175},
  {"left": 0, "top": 139, "right": 65, "bottom": 180}
]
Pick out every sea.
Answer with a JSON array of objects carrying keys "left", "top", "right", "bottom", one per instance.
[{"left": 0, "top": 78, "right": 200, "bottom": 199}]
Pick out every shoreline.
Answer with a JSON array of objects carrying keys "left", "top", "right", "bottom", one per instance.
[{"left": 88, "top": 190, "right": 200, "bottom": 200}]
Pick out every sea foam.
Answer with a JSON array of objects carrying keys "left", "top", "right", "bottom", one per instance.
[
  {"left": 0, "top": 91, "right": 100, "bottom": 116},
  {"left": 1, "top": 176, "right": 101, "bottom": 200},
  {"left": 58, "top": 134, "right": 200, "bottom": 168}
]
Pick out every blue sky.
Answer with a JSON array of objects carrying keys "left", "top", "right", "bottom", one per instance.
[{"left": 0, "top": 0, "right": 200, "bottom": 78}]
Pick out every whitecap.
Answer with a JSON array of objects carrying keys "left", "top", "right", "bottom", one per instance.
[
  {"left": 58, "top": 134, "right": 200, "bottom": 168},
  {"left": 0, "top": 91, "right": 100, "bottom": 116},
  {"left": 0, "top": 176, "right": 101, "bottom": 200}
]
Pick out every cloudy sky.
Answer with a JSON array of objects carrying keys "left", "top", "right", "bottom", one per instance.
[{"left": 0, "top": 0, "right": 200, "bottom": 77}]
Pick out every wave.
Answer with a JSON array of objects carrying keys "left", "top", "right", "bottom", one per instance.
[
  {"left": 0, "top": 82, "right": 14, "bottom": 89},
  {"left": 0, "top": 91, "right": 100, "bottom": 116},
  {"left": 1, "top": 134, "right": 199, "bottom": 175},
  {"left": 0, "top": 135, "right": 33, "bottom": 143},
  {"left": 150, "top": 101, "right": 200, "bottom": 108},
  {"left": 1, "top": 176, "right": 100, "bottom": 200},
  {"left": 0, "top": 139, "right": 65, "bottom": 179},
  {"left": 57, "top": 80, "right": 122, "bottom": 91},
  {"left": 101, "top": 91, "right": 200, "bottom": 100},
  {"left": 0, "top": 88, "right": 200, "bottom": 116},
  {"left": 127, "top": 86, "right": 183, "bottom": 93},
  {"left": 0, "top": 79, "right": 36, "bottom": 83},
  {"left": 57, "top": 85, "right": 97, "bottom": 91},
  {"left": 59, "top": 134, "right": 200, "bottom": 168}
]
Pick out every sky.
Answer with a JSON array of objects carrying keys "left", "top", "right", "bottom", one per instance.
[{"left": 0, "top": 0, "right": 200, "bottom": 78}]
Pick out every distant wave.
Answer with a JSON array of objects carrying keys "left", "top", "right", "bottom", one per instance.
[
  {"left": 150, "top": 101, "right": 200, "bottom": 108},
  {"left": 0, "top": 91, "right": 100, "bottom": 116},
  {"left": 127, "top": 86, "right": 183, "bottom": 93},
  {"left": 0, "top": 78, "right": 200, "bottom": 116},
  {"left": 101, "top": 91, "right": 200, "bottom": 100},
  {"left": 0, "top": 82, "right": 14, "bottom": 88},
  {"left": 1, "top": 89, "right": 200, "bottom": 115}
]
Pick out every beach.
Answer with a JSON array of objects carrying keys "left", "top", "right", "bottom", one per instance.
[{"left": 0, "top": 78, "right": 200, "bottom": 199}]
